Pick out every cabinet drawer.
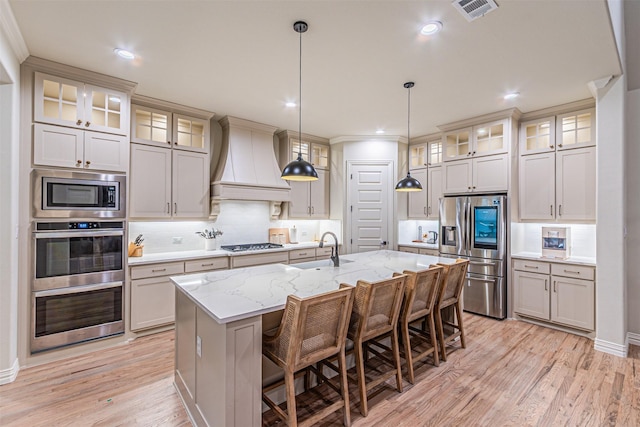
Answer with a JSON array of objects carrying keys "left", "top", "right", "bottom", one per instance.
[
  {"left": 398, "top": 246, "right": 419, "bottom": 254},
  {"left": 289, "top": 249, "right": 316, "bottom": 261},
  {"left": 513, "top": 259, "right": 550, "bottom": 274},
  {"left": 185, "top": 257, "right": 229, "bottom": 273},
  {"left": 551, "top": 263, "right": 595, "bottom": 281},
  {"left": 316, "top": 247, "right": 333, "bottom": 258},
  {"left": 130, "top": 261, "right": 185, "bottom": 280},
  {"left": 231, "top": 251, "right": 289, "bottom": 268},
  {"left": 419, "top": 248, "right": 439, "bottom": 256}
]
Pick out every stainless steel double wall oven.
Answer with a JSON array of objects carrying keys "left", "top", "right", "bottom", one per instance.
[{"left": 31, "top": 169, "right": 126, "bottom": 352}]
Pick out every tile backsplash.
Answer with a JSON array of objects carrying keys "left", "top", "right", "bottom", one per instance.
[
  {"left": 129, "top": 200, "right": 341, "bottom": 254},
  {"left": 510, "top": 222, "right": 596, "bottom": 258}
]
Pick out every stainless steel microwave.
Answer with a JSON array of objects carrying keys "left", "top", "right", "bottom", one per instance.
[{"left": 33, "top": 169, "right": 126, "bottom": 218}]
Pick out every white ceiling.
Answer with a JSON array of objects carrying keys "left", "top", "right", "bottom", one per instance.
[{"left": 8, "top": 0, "right": 621, "bottom": 139}]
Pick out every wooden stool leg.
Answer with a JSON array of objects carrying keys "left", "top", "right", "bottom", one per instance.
[
  {"left": 285, "top": 370, "right": 298, "bottom": 427},
  {"left": 435, "top": 307, "right": 447, "bottom": 362},
  {"left": 354, "top": 341, "right": 368, "bottom": 417},
  {"left": 391, "top": 328, "right": 403, "bottom": 393},
  {"left": 456, "top": 302, "right": 466, "bottom": 348},
  {"left": 337, "top": 349, "right": 352, "bottom": 427},
  {"left": 402, "top": 319, "right": 415, "bottom": 384},
  {"left": 427, "top": 314, "right": 440, "bottom": 367}
]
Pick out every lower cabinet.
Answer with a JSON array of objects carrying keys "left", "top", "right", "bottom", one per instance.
[
  {"left": 129, "top": 257, "right": 229, "bottom": 331},
  {"left": 513, "top": 259, "right": 595, "bottom": 331}
]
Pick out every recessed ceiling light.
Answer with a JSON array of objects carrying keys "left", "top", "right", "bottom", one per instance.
[
  {"left": 376, "top": 129, "right": 385, "bottom": 134},
  {"left": 285, "top": 102, "right": 297, "bottom": 108},
  {"left": 114, "top": 48, "right": 135, "bottom": 60},
  {"left": 504, "top": 92, "right": 520, "bottom": 100},
  {"left": 421, "top": 21, "right": 443, "bottom": 36}
]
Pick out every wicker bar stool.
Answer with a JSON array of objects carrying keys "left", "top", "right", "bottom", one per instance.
[
  {"left": 262, "top": 287, "right": 354, "bottom": 427},
  {"left": 434, "top": 258, "right": 469, "bottom": 361},
  {"left": 340, "top": 274, "right": 407, "bottom": 417},
  {"left": 394, "top": 264, "right": 444, "bottom": 384}
]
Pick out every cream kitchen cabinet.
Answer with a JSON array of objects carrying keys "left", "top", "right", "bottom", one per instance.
[
  {"left": 34, "top": 72, "right": 129, "bottom": 135},
  {"left": 129, "top": 144, "right": 209, "bottom": 219},
  {"left": 427, "top": 167, "right": 443, "bottom": 219},
  {"left": 278, "top": 130, "right": 330, "bottom": 170},
  {"left": 34, "top": 123, "right": 128, "bottom": 172},
  {"left": 519, "top": 147, "right": 595, "bottom": 221},
  {"left": 289, "top": 247, "right": 333, "bottom": 264},
  {"left": 408, "top": 136, "right": 443, "bottom": 219},
  {"left": 556, "top": 108, "right": 596, "bottom": 150},
  {"left": 410, "top": 137, "right": 442, "bottom": 168},
  {"left": 443, "top": 119, "right": 508, "bottom": 161},
  {"left": 229, "top": 251, "right": 289, "bottom": 269},
  {"left": 288, "top": 168, "right": 329, "bottom": 218},
  {"left": 398, "top": 245, "right": 439, "bottom": 256},
  {"left": 131, "top": 103, "right": 210, "bottom": 153},
  {"left": 513, "top": 259, "right": 595, "bottom": 331},
  {"left": 443, "top": 153, "right": 508, "bottom": 194}
]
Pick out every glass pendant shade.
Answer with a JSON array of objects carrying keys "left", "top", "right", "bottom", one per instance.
[
  {"left": 282, "top": 20, "right": 319, "bottom": 182},
  {"left": 395, "top": 171, "right": 422, "bottom": 191},
  {"left": 395, "top": 81, "right": 422, "bottom": 192}
]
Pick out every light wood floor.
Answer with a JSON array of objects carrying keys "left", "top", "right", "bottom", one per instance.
[{"left": 1, "top": 314, "right": 639, "bottom": 426}]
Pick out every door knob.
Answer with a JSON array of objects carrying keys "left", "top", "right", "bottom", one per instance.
[{"left": 380, "top": 241, "right": 388, "bottom": 246}]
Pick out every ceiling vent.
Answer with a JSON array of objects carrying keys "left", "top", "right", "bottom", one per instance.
[{"left": 452, "top": 0, "right": 499, "bottom": 22}]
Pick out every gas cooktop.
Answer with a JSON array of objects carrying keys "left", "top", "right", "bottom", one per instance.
[{"left": 220, "top": 243, "right": 284, "bottom": 252}]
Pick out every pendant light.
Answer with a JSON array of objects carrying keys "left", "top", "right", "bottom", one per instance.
[
  {"left": 281, "top": 21, "right": 319, "bottom": 182},
  {"left": 395, "top": 81, "right": 423, "bottom": 192}
]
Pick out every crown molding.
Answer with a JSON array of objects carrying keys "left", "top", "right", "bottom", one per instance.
[
  {"left": 438, "top": 107, "right": 522, "bottom": 132},
  {"left": 0, "top": 0, "right": 29, "bottom": 62},
  {"left": 132, "top": 94, "right": 214, "bottom": 119},
  {"left": 519, "top": 98, "right": 596, "bottom": 122},
  {"left": 329, "top": 135, "right": 405, "bottom": 145}
]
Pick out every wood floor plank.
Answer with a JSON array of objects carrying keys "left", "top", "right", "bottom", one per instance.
[{"left": 2, "top": 314, "right": 640, "bottom": 427}]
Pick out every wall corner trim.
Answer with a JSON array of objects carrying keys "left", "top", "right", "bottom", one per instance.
[
  {"left": 0, "top": 0, "right": 29, "bottom": 62},
  {"left": 627, "top": 332, "right": 640, "bottom": 347},
  {"left": 0, "top": 357, "right": 20, "bottom": 385},
  {"left": 594, "top": 337, "right": 628, "bottom": 358}
]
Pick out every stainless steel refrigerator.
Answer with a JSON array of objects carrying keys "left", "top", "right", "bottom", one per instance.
[{"left": 439, "top": 194, "right": 507, "bottom": 319}]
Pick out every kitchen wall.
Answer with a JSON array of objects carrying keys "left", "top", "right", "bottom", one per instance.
[
  {"left": 0, "top": 9, "right": 22, "bottom": 384},
  {"left": 626, "top": 87, "right": 640, "bottom": 337},
  {"left": 510, "top": 223, "right": 596, "bottom": 258},
  {"left": 129, "top": 200, "right": 341, "bottom": 254},
  {"left": 397, "top": 219, "right": 439, "bottom": 244}
]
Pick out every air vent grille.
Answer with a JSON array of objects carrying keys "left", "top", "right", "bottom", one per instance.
[{"left": 452, "top": 0, "right": 499, "bottom": 22}]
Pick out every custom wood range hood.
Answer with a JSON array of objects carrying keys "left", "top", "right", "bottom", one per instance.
[{"left": 211, "top": 116, "right": 291, "bottom": 211}]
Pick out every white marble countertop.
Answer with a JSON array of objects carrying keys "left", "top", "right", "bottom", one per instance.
[
  {"left": 171, "top": 250, "right": 455, "bottom": 324},
  {"left": 511, "top": 251, "right": 596, "bottom": 266},
  {"left": 127, "top": 241, "right": 324, "bottom": 266},
  {"left": 398, "top": 241, "right": 439, "bottom": 250}
]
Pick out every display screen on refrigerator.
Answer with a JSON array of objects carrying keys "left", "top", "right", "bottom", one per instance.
[{"left": 474, "top": 206, "right": 498, "bottom": 250}]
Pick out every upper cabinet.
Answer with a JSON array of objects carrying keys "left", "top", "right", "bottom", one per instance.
[
  {"left": 34, "top": 72, "right": 129, "bottom": 136},
  {"left": 518, "top": 105, "right": 596, "bottom": 222},
  {"left": 279, "top": 130, "right": 330, "bottom": 170},
  {"left": 408, "top": 135, "right": 443, "bottom": 219},
  {"left": 131, "top": 104, "right": 209, "bottom": 153},
  {"left": 410, "top": 137, "right": 442, "bottom": 169},
  {"left": 443, "top": 119, "right": 508, "bottom": 162}
]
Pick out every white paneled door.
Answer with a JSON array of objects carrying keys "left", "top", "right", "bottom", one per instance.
[{"left": 348, "top": 162, "right": 393, "bottom": 253}]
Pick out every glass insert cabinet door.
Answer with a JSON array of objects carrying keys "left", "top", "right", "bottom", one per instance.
[
  {"left": 311, "top": 144, "right": 329, "bottom": 169},
  {"left": 290, "top": 139, "right": 311, "bottom": 162},
  {"left": 556, "top": 108, "right": 596, "bottom": 149},
  {"left": 85, "top": 85, "right": 127, "bottom": 133},
  {"left": 132, "top": 105, "right": 171, "bottom": 146},
  {"left": 474, "top": 121, "right": 505, "bottom": 155},
  {"left": 520, "top": 117, "right": 556, "bottom": 155},
  {"left": 173, "top": 114, "right": 209, "bottom": 152},
  {"left": 444, "top": 129, "right": 471, "bottom": 160}
]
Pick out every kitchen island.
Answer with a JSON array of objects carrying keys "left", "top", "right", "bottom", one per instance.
[{"left": 171, "top": 250, "right": 455, "bottom": 427}]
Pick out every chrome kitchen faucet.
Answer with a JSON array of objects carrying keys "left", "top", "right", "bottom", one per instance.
[{"left": 319, "top": 231, "right": 340, "bottom": 267}]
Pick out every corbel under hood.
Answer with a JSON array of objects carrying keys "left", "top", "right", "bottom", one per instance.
[{"left": 211, "top": 116, "right": 290, "bottom": 202}]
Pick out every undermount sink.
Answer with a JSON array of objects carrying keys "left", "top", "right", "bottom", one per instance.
[{"left": 292, "top": 259, "right": 354, "bottom": 270}]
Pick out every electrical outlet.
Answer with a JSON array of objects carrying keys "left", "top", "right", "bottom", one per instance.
[
  {"left": 196, "top": 336, "right": 202, "bottom": 357},
  {"left": 173, "top": 236, "right": 183, "bottom": 244}
]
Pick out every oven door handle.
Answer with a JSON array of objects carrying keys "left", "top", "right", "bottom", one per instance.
[
  {"left": 34, "top": 281, "right": 123, "bottom": 297},
  {"left": 34, "top": 230, "right": 124, "bottom": 239}
]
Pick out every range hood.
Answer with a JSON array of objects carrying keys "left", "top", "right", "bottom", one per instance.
[{"left": 211, "top": 116, "right": 291, "bottom": 202}]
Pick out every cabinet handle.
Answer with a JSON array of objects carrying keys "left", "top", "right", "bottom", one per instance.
[
  {"left": 76, "top": 119, "right": 82, "bottom": 126},
  {"left": 550, "top": 145, "right": 554, "bottom": 149},
  {"left": 85, "top": 121, "right": 91, "bottom": 127},
  {"left": 174, "top": 203, "right": 177, "bottom": 214},
  {"left": 298, "top": 252, "right": 308, "bottom": 256},
  {"left": 524, "top": 265, "right": 539, "bottom": 269},
  {"left": 559, "top": 205, "right": 562, "bottom": 216},
  {"left": 167, "top": 203, "right": 170, "bottom": 214},
  {"left": 152, "top": 268, "right": 167, "bottom": 273},
  {"left": 76, "top": 160, "right": 82, "bottom": 167},
  {"left": 550, "top": 205, "right": 553, "bottom": 216},
  {"left": 428, "top": 206, "right": 432, "bottom": 215},
  {"left": 85, "top": 160, "right": 91, "bottom": 167},
  {"left": 544, "top": 279, "right": 548, "bottom": 291},
  {"left": 553, "top": 281, "right": 557, "bottom": 292},
  {"left": 558, "top": 143, "right": 563, "bottom": 147},
  {"left": 201, "top": 263, "right": 215, "bottom": 267},
  {"left": 563, "top": 270, "right": 581, "bottom": 275},
  {"left": 311, "top": 206, "right": 315, "bottom": 214}
]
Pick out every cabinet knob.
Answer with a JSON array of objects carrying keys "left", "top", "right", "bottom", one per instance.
[
  {"left": 85, "top": 160, "right": 91, "bottom": 167},
  {"left": 558, "top": 143, "right": 563, "bottom": 147},
  {"left": 167, "top": 141, "right": 171, "bottom": 145},
  {"left": 76, "top": 119, "right": 82, "bottom": 126},
  {"left": 550, "top": 145, "right": 554, "bottom": 149},
  {"left": 467, "top": 152, "right": 471, "bottom": 156},
  {"left": 174, "top": 142, "right": 178, "bottom": 145},
  {"left": 472, "top": 151, "right": 476, "bottom": 155},
  {"left": 472, "top": 186, "right": 476, "bottom": 189},
  {"left": 76, "top": 160, "right": 82, "bottom": 166},
  {"left": 468, "top": 186, "right": 471, "bottom": 190},
  {"left": 85, "top": 121, "right": 91, "bottom": 127}
]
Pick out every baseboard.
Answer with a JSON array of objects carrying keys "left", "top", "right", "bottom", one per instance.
[
  {"left": 627, "top": 332, "right": 640, "bottom": 347},
  {"left": 594, "top": 338, "right": 628, "bottom": 358},
  {"left": 0, "top": 358, "right": 20, "bottom": 385}
]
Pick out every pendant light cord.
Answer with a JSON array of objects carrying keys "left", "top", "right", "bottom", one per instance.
[
  {"left": 407, "top": 84, "right": 411, "bottom": 174},
  {"left": 298, "top": 26, "right": 303, "bottom": 159}
]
